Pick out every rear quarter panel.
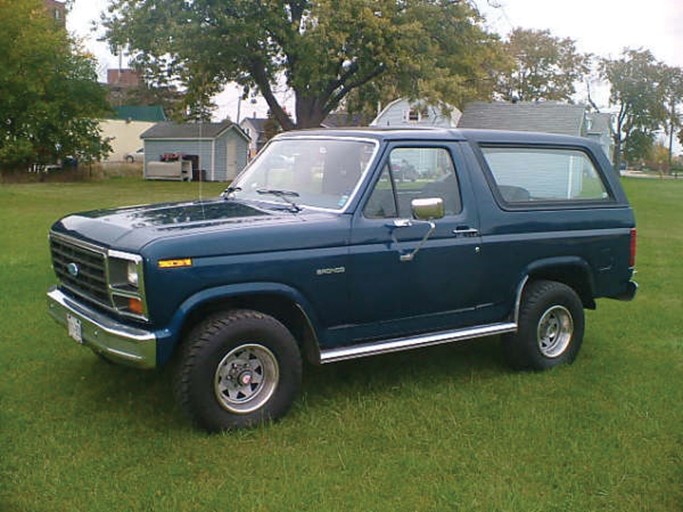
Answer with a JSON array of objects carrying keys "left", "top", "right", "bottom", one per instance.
[{"left": 458, "top": 136, "right": 635, "bottom": 318}]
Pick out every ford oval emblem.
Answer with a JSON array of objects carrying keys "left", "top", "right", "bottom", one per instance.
[{"left": 67, "top": 262, "right": 80, "bottom": 278}]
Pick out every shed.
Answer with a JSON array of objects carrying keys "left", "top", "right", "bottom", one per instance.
[{"left": 140, "top": 121, "right": 249, "bottom": 181}]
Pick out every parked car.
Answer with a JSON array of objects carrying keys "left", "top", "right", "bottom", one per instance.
[
  {"left": 46, "top": 128, "right": 637, "bottom": 432},
  {"left": 124, "top": 148, "right": 144, "bottom": 163}
]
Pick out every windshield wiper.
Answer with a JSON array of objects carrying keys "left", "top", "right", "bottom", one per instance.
[
  {"left": 256, "top": 188, "right": 301, "bottom": 212},
  {"left": 221, "top": 185, "right": 242, "bottom": 198}
]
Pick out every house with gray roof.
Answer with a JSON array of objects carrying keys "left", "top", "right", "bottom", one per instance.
[
  {"left": 458, "top": 102, "right": 614, "bottom": 162},
  {"left": 584, "top": 112, "right": 614, "bottom": 163},
  {"left": 239, "top": 117, "right": 269, "bottom": 159},
  {"left": 322, "top": 112, "right": 368, "bottom": 128},
  {"left": 140, "top": 121, "right": 249, "bottom": 181}
]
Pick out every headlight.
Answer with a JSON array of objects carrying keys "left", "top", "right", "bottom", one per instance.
[
  {"left": 127, "top": 260, "right": 139, "bottom": 287},
  {"left": 107, "top": 250, "right": 148, "bottom": 320}
]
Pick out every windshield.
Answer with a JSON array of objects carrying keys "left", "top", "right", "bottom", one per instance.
[{"left": 229, "top": 137, "right": 378, "bottom": 210}]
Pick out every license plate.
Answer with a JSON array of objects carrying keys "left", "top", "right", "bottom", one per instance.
[{"left": 67, "top": 314, "right": 83, "bottom": 344}]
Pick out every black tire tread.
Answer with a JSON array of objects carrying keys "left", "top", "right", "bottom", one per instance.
[
  {"left": 503, "top": 279, "right": 584, "bottom": 371},
  {"left": 174, "top": 309, "right": 301, "bottom": 432}
]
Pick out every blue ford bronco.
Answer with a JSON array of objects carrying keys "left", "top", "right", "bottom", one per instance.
[{"left": 47, "top": 128, "right": 637, "bottom": 432}]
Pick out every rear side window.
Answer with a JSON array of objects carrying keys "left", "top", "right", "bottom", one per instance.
[{"left": 480, "top": 146, "right": 611, "bottom": 204}]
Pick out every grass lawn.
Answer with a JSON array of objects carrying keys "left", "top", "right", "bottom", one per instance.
[{"left": 1, "top": 177, "right": 681, "bottom": 511}]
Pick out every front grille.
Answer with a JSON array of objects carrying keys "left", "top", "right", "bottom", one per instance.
[{"left": 50, "top": 235, "right": 109, "bottom": 306}]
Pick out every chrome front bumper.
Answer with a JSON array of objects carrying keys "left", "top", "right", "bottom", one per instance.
[{"left": 47, "top": 287, "right": 157, "bottom": 369}]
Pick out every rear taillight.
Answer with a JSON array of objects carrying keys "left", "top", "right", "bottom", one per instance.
[{"left": 629, "top": 228, "right": 637, "bottom": 267}]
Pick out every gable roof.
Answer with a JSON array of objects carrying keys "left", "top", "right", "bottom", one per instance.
[
  {"left": 113, "top": 105, "right": 167, "bottom": 123},
  {"left": 458, "top": 102, "right": 586, "bottom": 136},
  {"left": 585, "top": 112, "right": 612, "bottom": 135},
  {"left": 239, "top": 117, "right": 268, "bottom": 133},
  {"left": 141, "top": 121, "right": 248, "bottom": 140},
  {"left": 322, "top": 112, "right": 368, "bottom": 128}
]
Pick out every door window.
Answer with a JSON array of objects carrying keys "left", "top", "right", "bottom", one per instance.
[{"left": 364, "top": 147, "right": 461, "bottom": 218}]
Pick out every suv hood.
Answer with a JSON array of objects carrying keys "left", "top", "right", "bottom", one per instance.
[{"left": 50, "top": 198, "right": 324, "bottom": 253}]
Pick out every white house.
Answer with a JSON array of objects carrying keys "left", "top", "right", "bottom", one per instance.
[
  {"left": 371, "top": 98, "right": 461, "bottom": 128},
  {"left": 239, "top": 117, "right": 268, "bottom": 159}
]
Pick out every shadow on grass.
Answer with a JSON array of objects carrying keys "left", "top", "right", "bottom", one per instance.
[
  {"left": 58, "top": 335, "right": 507, "bottom": 433},
  {"left": 302, "top": 335, "right": 507, "bottom": 402}
]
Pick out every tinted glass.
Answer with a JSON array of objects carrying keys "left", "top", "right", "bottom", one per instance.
[
  {"left": 481, "top": 147, "right": 610, "bottom": 203},
  {"left": 364, "top": 147, "right": 461, "bottom": 218},
  {"left": 232, "top": 138, "right": 377, "bottom": 210}
]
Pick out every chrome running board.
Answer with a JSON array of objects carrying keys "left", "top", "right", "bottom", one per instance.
[{"left": 320, "top": 322, "right": 517, "bottom": 364}]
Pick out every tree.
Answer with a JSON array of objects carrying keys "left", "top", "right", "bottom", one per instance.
[
  {"left": 660, "top": 65, "right": 683, "bottom": 170},
  {"left": 644, "top": 142, "right": 669, "bottom": 174},
  {"left": 103, "top": 0, "right": 506, "bottom": 129},
  {"left": 0, "top": 0, "right": 111, "bottom": 172},
  {"left": 601, "top": 49, "right": 667, "bottom": 171},
  {"left": 495, "top": 28, "right": 588, "bottom": 103}
]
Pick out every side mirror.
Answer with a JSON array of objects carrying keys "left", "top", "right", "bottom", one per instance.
[{"left": 411, "top": 197, "right": 445, "bottom": 221}]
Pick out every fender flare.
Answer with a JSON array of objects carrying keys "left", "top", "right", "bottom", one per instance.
[
  {"left": 513, "top": 256, "right": 596, "bottom": 322},
  {"left": 155, "top": 282, "right": 323, "bottom": 365}
]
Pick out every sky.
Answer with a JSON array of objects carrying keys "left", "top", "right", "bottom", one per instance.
[{"left": 67, "top": 0, "right": 683, "bottom": 121}]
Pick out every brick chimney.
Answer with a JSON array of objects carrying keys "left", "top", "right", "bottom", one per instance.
[{"left": 43, "top": 0, "right": 66, "bottom": 27}]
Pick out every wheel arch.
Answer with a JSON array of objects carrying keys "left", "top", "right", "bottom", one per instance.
[
  {"left": 515, "top": 257, "right": 597, "bottom": 319},
  {"left": 165, "top": 284, "right": 323, "bottom": 367}
]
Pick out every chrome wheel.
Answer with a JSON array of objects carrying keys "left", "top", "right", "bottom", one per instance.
[
  {"left": 214, "top": 344, "right": 279, "bottom": 414},
  {"left": 537, "top": 305, "right": 573, "bottom": 358}
]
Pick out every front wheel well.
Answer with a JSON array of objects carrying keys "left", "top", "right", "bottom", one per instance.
[{"left": 178, "top": 294, "right": 321, "bottom": 365}]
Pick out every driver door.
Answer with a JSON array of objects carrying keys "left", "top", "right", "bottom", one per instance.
[{"left": 347, "top": 143, "right": 485, "bottom": 342}]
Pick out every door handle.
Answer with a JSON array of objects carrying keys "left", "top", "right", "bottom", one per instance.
[{"left": 453, "top": 226, "right": 479, "bottom": 237}]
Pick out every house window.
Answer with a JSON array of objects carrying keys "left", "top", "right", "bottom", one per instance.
[{"left": 406, "top": 109, "right": 420, "bottom": 122}]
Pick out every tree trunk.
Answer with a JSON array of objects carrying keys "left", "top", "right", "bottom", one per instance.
[
  {"left": 294, "top": 94, "right": 326, "bottom": 129},
  {"left": 668, "top": 102, "right": 675, "bottom": 171}
]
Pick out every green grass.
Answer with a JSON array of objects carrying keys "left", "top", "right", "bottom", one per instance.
[{"left": 1, "top": 177, "right": 681, "bottom": 511}]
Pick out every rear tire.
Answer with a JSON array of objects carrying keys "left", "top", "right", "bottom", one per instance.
[
  {"left": 175, "top": 309, "right": 302, "bottom": 432},
  {"left": 503, "top": 280, "right": 585, "bottom": 371}
]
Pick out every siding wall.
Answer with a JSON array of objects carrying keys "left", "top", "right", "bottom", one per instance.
[
  {"left": 100, "top": 120, "right": 155, "bottom": 162},
  {"left": 227, "top": 130, "right": 249, "bottom": 179},
  {"left": 372, "top": 99, "right": 460, "bottom": 128}
]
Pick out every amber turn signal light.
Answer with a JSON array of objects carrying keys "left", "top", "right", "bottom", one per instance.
[
  {"left": 128, "top": 297, "right": 144, "bottom": 316},
  {"left": 158, "top": 258, "right": 192, "bottom": 269}
]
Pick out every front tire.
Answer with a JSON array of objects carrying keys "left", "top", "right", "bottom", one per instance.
[
  {"left": 503, "top": 280, "right": 585, "bottom": 371},
  {"left": 175, "top": 310, "right": 302, "bottom": 432}
]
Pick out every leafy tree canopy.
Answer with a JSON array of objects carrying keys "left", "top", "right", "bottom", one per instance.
[
  {"left": 0, "top": 0, "right": 111, "bottom": 171},
  {"left": 495, "top": 28, "right": 588, "bottom": 103},
  {"left": 659, "top": 65, "right": 683, "bottom": 168},
  {"left": 601, "top": 49, "right": 667, "bottom": 168},
  {"left": 103, "top": 0, "right": 506, "bottom": 128}
]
